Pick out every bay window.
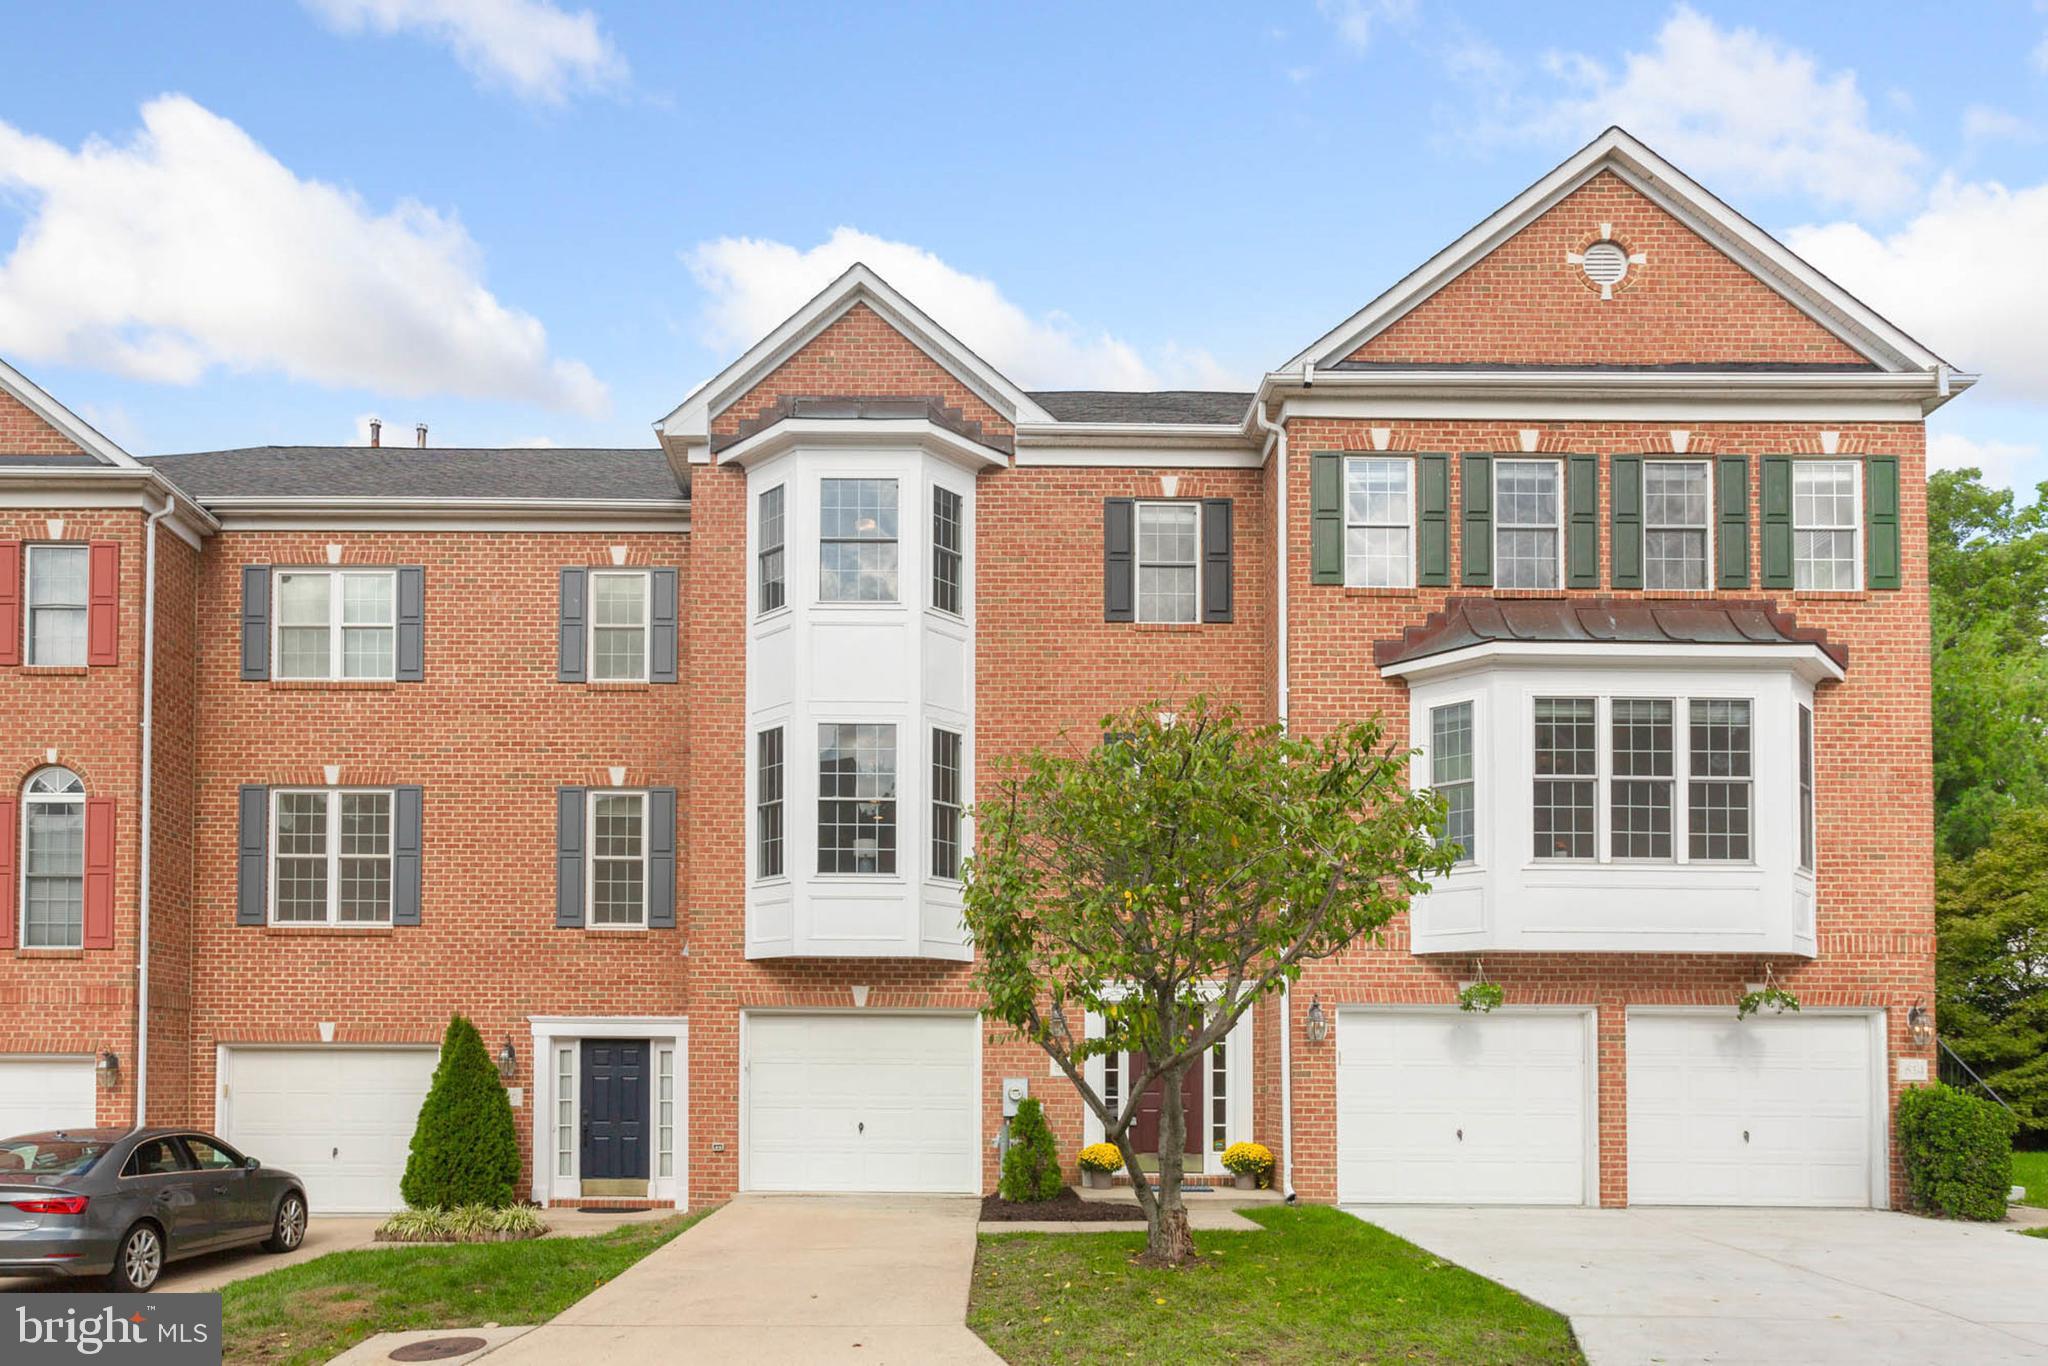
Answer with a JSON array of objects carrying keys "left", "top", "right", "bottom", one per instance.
[
  {"left": 818, "top": 722, "right": 896, "bottom": 874},
  {"left": 1530, "top": 695, "right": 1753, "bottom": 864},
  {"left": 820, "top": 479, "right": 899, "bottom": 602},
  {"left": 1429, "top": 702, "right": 1475, "bottom": 863}
]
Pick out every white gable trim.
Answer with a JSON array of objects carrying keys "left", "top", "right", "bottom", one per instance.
[
  {"left": 0, "top": 357, "right": 142, "bottom": 468},
  {"left": 1283, "top": 127, "right": 1954, "bottom": 378},
  {"left": 655, "top": 264, "right": 1050, "bottom": 451}
]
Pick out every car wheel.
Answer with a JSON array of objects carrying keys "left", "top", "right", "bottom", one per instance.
[
  {"left": 109, "top": 1222, "right": 164, "bottom": 1292},
  {"left": 263, "top": 1191, "right": 307, "bottom": 1253}
]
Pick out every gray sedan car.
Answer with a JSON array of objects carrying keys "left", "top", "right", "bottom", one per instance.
[{"left": 0, "top": 1128, "right": 308, "bottom": 1290}]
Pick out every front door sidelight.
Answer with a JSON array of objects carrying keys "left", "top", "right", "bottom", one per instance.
[{"left": 580, "top": 1040, "right": 650, "bottom": 1182}]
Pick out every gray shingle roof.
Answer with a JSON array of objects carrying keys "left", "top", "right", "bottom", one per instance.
[
  {"left": 142, "top": 447, "right": 685, "bottom": 503},
  {"left": 1028, "top": 391, "right": 1252, "bottom": 424}
]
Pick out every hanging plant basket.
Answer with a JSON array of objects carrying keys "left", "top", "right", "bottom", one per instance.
[
  {"left": 1457, "top": 980, "right": 1505, "bottom": 1014},
  {"left": 1737, "top": 985, "right": 1801, "bottom": 1019}
]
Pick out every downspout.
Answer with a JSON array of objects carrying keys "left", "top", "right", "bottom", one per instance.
[
  {"left": 1252, "top": 398, "right": 1296, "bottom": 1200},
  {"left": 132, "top": 493, "right": 174, "bottom": 1130}
]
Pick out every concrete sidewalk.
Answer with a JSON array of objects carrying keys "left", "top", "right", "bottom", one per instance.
[{"left": 482, "top": 1195, "right": 999, "bottom": 1365}]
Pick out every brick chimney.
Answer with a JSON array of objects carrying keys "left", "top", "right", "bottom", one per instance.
[
  {"left": 368, "top": 418, "right": 381, "bottom": 447},
  {"left": 416, "top": 423, "right": 428, "bottom": 449}
]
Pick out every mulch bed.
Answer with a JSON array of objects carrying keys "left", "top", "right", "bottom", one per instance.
[{"left": 979, "top": 1188, "right": 1150, "bottom": 1222}]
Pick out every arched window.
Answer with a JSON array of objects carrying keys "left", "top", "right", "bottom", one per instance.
[{"left": 21, "top": 767, "right": 85, "bottom": 949}]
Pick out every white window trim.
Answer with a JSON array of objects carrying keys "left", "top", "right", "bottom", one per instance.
[
  {"left": 1642, "top": 458, "right": 1714, "bottom": 591},
  {"left": 1134, "top": 500, "right": 1202, "bottom": 624},
  {"left": 1797, "top": 702, "right": 1816, "bottom": 874},
  {"left": 271, "top": 568, "right": 398, "bottom": 683},
  {"left": 1792, "top": 458, "right": 1863, "bottom": 592},
  {"left": 1426, "top": 698, "right": 1479, "bottom": 868},
  {"left": 930, "top": 485, "right": 965, "bottom": 619},
  {"left": 526, "top": 1016, "right": 688, "bottom": 1208},
  {"left": 814, "top": 721, "right": 901, "bottom": 881},
  {"left": 587, "top": 569, "right": 653, "bottom": 684},
  {"left": 754, "top": 726, "right": 787, "bottom": 885},
  {"left": 19, "top": 768, "right": 85, "bottom": 949},
  {"left": 655, "top": 1044, "right": 677, "bottom": 1180},
  {"left": 267, "top": 787, "right": 396, "bottom": 926},
  {"left": 817, "top": 477, "right": 902, "bottom": 606},
  {"left": 929, "top": 724, "right": 964, "bottom": 883},
  {"left": 22, "top": 543, "right": 90, "bottom": 668},
  {"left": 1078, "top": 990, "right": 1253, "bottom": 1178},
  {"left": 585, "top": 788, "right": 649, "bottom": 930},
  {"left": 756, "top": 484, "right": 787, "bottom": 619},
  {"left": 1342, "top": 456, "right": 1417, "bottom": 589},
  {"left": 1493, "top": 457, "right": 1566, "bottom": 590}
]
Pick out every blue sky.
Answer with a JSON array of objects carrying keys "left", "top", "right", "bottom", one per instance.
[{"left": 1, "top": 1, "right": 2045, "bottom": 489}]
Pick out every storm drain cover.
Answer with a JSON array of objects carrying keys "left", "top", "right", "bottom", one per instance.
[{"left": 388, "top": 1338, "right": 488, "bottom": 1362}]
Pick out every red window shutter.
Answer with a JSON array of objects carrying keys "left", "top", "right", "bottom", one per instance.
[
  {"left": 87, "top": 541, "right": 119, "bottom": 667},
  {"left": 0, "top": 797, "right": 16, "bottom": 950},
  {"left": 83, "top": 797, "right": 115, "bottom": 950},
  {"left": 0, "top": 540, "right": 20, "bottom": 667}
]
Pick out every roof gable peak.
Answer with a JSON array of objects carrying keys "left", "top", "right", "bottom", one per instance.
[{"left": 0, "top": 356, "right": 142, "bottom": 468}]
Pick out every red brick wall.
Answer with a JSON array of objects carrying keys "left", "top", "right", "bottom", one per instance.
[{"left": 0, "top": 391, "right": 86, "bottom": 456}]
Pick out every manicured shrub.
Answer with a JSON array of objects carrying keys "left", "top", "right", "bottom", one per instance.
[
  {"left": 999, "top": 1097, "right": 1063, "bottom": 1202},
  {"left": 1895, "top": 1083, "right": 2017, "bottom": 1221},
  {"left": 400, "top": 1014, "right": 522, "bottom": 1210}
]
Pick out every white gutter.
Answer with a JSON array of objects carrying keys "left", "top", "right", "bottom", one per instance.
[
  {"left": 132, "top": 494, "right": 174, "bottom": 1129},
  {"left": 1278, "top": 977, "right": 1296, "bottom": 1202},
  {"left": 1253, "top": 397, "right": 1295, "bottom": 1200}
]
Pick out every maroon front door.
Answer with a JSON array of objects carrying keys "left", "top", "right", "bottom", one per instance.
[{"left": 1125, "top": 1055, "right": 1204, "bottom": 1157}]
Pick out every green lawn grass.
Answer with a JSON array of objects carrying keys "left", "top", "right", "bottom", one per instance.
[
  {"left": 2012, "top": 1151, "right": 2047, "bottom": 1209},
  {"left": 222, "top": 1211, "right": 708, "bottom": 1366},
  {"left": 969, "top": 1205, "right": 1583, "bottom": 1365}
]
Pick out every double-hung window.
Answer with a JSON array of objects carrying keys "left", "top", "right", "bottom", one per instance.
[
  {"left": 589, "top": 571, "right": 650, "bottom": 682},
  {"left": 20, "top": 766, "right": 84, "bottom": 948},
  {"left": 1610, "top": 700, "right": 1675, "bottom": 859},
  {"left": 932, "top": 486, "right": 964, "bottom": 616},
  {"left": 1495, "top": 459, "right": 1562, "bottom": 589},
  {"left": 818, "top": 722, "right": 896, "bottom": 874},
  {"left": 1530, "top": 696, "right": 1754, "bottom": 864},
  {"left": 1797, "top": 703, "right": 1815, "bottom": 872},
  {"left": 24, "top": 545, "right": 88, "bottom": 666},
  {"left": 758, "top": 485, "right": 786, "bottom": 613},
  {"left": 820, "top": 479, "right": 899, "bottom": 602},
  {"left": 756, "top": 728, "right": 784, "bottom": 879},
  {"left": 1532, "top": 698, "right": 1597, "bottom": 858},
  {"left": 930, "top": 727, "right": 963, "bottom": 880},
  {"left": 1345, "top": 458, "right": 1413, "bottom": 588},
  {"left": 271, "top": 788, "right": 393, "bottom": 924},
  {"left": 1428, "top": 702, "right": 1475, "bottom": 863},
  {"left": 1136, "top": 502, "right": 1199, "bottom": 623},
  {"left": 1793, "top": 461, "right": 1860, "bottom": 590},
  {"left": 1688, "top": 700, "right": 1752, "bottom": 861},
  {"left": 275, "top": 570, "right": 395, "bottom": 680},
  {"left": 1644, "top": 461, "right": 1711, "bottom": 590},
  {"left": 590, "top": 790, "right": 647, "bottom": 927}
]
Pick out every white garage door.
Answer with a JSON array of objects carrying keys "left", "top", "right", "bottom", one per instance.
[
  {"left": 744, "top": 1013, "right": 979, "bottom": 1194},
  {"left": 220, "top": 1047, "right": 439, "bottom": 1213},
  {"left": 1628, "top": 1012, "right": 1875, "bottom": 1207},
  {"left": 1337, "top": 1009, "right": 1591, "bottom": 1205},
  {"left": 0, "top": 1057, "right": 97, "bottom": 1137}
]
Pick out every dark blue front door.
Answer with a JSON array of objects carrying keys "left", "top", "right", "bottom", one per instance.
[{"left": 580, "top": 1040, "right": 649, "bottom": 1181}]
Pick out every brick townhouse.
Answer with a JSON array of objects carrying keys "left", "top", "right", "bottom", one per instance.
[{"left": 0, "top": 128, "right": 1958, "bottom": 1214}]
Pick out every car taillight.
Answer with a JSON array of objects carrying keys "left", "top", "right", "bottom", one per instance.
[{"left": 11, "top": 1196, "right": 88, "bottom": 1215}]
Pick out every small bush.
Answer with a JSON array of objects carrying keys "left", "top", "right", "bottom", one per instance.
[
  {"left": 375, "top": 1204, "right": 549, "bottom": 1243},
  {"left": 999, "top": 1097, "right": 1063, "bottom": 1202},
  {"left": 1221, "top": 1141, "right": 1274, "bottom": 1182},
  {"left": 1896, "top": 1083, "right": 2017, "bottom": 1221},
  {"left": 1078, "top": 1142, "right": 1124, "bottom": 1174},
  {"left": 400, "top": 1014, "right": 522, "bottom": 1210}
]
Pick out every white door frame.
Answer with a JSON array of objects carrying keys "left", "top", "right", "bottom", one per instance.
[
  {"left": 1624, "top": 1005, "right": 1888, "bottom": 1210},
  {"left": 527, "top": 1015, "right": 689, "bottom": 1208},
  {"left": 1077, "top": 1008, "right": 1255, "bottom": 1179},
  {"left": 1334, "top": 1004, "right": 1601, "bottom": 1208},
  {"left": 737, "top": 1008, "right": 983, "bottom": 1194}
]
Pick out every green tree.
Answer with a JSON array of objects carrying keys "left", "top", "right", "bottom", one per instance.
[
  {"left": 400, "top": 1014, "right": 522, "bottom": 1209},
  {"left": 1937, "top": 809, "right": 2048, "bottom": 1143},
  {"left": 963, "top": 697, "right": 1454, "bottom": 1264},
  {"left": 998, "top": 1097, "right": 1062, "bottom": 1202}
]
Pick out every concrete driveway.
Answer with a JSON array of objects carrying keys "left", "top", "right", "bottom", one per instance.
[
  {"left": 1354, "top": 1205, "right": 2048, "bottom": 1365},
  {"left": 482, "top": 1195, "right": 999, "bottom": 1366}
]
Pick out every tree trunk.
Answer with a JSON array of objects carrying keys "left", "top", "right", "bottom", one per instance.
[{"left": 1142, "top": 1055, "right": 1197, "bottom": 1265}]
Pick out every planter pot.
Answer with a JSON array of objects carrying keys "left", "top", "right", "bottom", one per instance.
[
  {"left": 1233, "top": 1172, "right": 1258, "bottom": 1190},
  {"left": 1081, "top": 1169, "right": 1114, "bottom": 1189}
]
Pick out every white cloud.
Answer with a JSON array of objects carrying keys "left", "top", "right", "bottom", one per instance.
[
  {"left": 301, "top": 0, "right": 625, "bottom": 103},
  {"left": 1928, "top": 431, "right": 2041, "bottom": 489},
  {"left": 1521, "top": 5, "right": 1922, "bottom": 215},
  {"left": 685, "top": 227, "right": 1239, "bottom": 391},
  {"left": 0, "top": 96, "right": 606, "bottom": 415},
  {"left": 1962, "top": 105, "right": 2032, "bottom": 144},
  {"left": 1787, "top": 176, "right": 2048, "bottom": 401},
  {"left": 1315, "top": 0, "right": 1416, "bottom": 54}
]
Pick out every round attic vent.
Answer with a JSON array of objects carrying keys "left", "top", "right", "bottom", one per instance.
[{"left": 1581, "top": 240, "right": 1629, "bottom": 287}]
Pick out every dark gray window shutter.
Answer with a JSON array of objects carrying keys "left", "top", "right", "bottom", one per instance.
[
  {"left": 1310, "top": 452, "right": 1343, "bottom": 585},
  {"left": 395, "top": 566, "right": 425, "bottom": 681},
  {"left": 558, "top": 568, "right": 588, "bottom": 682},
  {"left": 1418, "top": 454, "right": 1450, "bottom": 586},
  {"left": 647, "top": 787, "right": 677, "bottom": 928},
  {"left": 1103, "top": 499, "right": 1135, "bottom": 622},
  {"left": 1567, "top": 454, "right": 1600, "bottom": 588},
  {"left": 1611, "top": 456, "right": 1643, "bottom": 590},
  {"left": 556, "top": 787, "right": 586, "bottom": 927},
  {"left": 1718, "top": 457, "right": 1752, "bottom": 589},
  {"left": 650, "top": 568, "right": 679, "bottom": 682},
  {"left": 392, "top": 786, "right": 423, "bottom": 925},
  {"left": 240, "top": 566, "right": 270, "bottom": 681},
  {"left": 1201, "top": 498, "right": 1233, "bottom": 623},
  {"left": 236, "top": 785, "right": 267, "bottom": 925},
  {"left": 1460, "top": 454, "right": 1493, "bottom": 586},
  {"left": 1760, "top": 457, "right": 1793, "bottom": 589},
  {"left": 1866, "top": 456, "right": 1901, "bottom": 590}
]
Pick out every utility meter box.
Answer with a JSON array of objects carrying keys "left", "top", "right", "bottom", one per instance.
[{"left": 1001, "top": 1077, "right": 1029, "bottom": 1117}]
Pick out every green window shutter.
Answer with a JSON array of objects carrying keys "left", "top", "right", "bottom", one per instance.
[
  {"left": 1418, "top": 454, "right": 1449, "bottom": 586},
  {"left": 1566, "top": 454, "right": 1600, "bottom": 588},
  {"left": 1460, "top": 453, "right": 1492, "bottom": 586},
  {"left": 1760, "top": 456, "right": 1793, "bottom": 589},
  {"left": 1610, "top": 456, "right": 1643, "bottom": 589},
  {"left": 1310, "top": 452, "right": 1344, "bottom": 585},
  {"left": 1718, "top": 457, "right": 1752, "bottom": 589},
  {"left": 1866, "top": 455, "right": 1901, "bottom": 589}
]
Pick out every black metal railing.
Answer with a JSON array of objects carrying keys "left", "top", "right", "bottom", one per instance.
[{"left": 1937, "top": 1037, "right": 2016, "bottom": 1116}]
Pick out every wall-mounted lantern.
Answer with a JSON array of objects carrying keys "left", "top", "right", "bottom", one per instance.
[
  {"left": 1907, "top": 1001, "right": 1934, "bottom": 1049},
  {"left": 497, "top": 1039, "right": 517, "bottom": 1079},
  {"left": 96, "top": 1051, "right": 120, "bottom": 1090},
  {"left": 1304, "top": 997, "right": 1328, "bottom": 1045}
]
